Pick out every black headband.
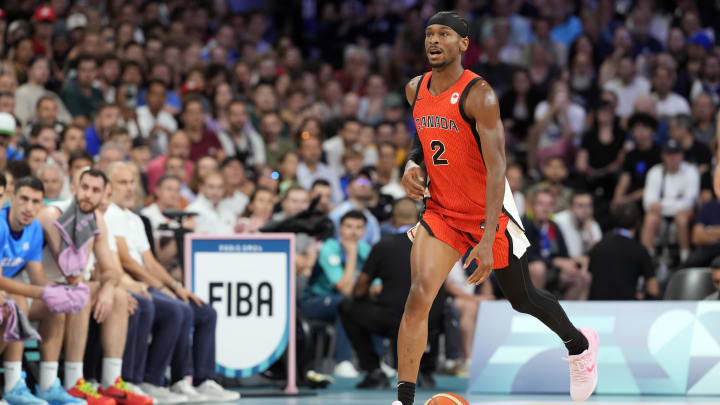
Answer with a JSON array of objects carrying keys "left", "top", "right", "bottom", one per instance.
[{"left": 426, "top": 13, "right": 469, "bottom": 38}]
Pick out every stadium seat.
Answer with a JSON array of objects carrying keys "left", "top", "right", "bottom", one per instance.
[{"left": 663, "top": 268, "right": 715, "bottom": 300}]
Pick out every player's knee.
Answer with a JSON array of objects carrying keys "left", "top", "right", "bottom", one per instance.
[{"left": 405, "top": 282, "right": 434, "bottom": 316}]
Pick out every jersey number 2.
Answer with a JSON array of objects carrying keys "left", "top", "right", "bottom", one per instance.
[{"left": 430, "top": 140, "right": 448, "bottom": 166}]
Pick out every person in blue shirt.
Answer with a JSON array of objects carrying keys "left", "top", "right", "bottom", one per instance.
[
  {"left": 0, "top": 176, "right": 86, "bottom": 405},
  {"left": 329, "top": 174, "right": 382, "bottom": 246},
  {"left": 301, "top": 210, "right": 371, "bottom": 378}
]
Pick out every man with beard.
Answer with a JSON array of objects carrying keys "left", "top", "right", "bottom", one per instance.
[
  {"left": 217, "top": 100, "right": 265, "bottom": 167},
  {"left": 0, "top": 176, "right": 90, "bottom": 405},
  {"left": 329, "top": 173, "right": 381, "bottom": 246},
  {"left": 38, "top": 169, "right": 153, "bottom": 405}
]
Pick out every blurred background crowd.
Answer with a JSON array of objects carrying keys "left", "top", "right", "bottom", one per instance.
[{"left": 0, "top": 0, "right": 719, "bottom": 391}]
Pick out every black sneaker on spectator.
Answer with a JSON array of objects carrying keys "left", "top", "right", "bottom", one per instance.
[{"left": 355, "top": 369, "right": 389, "bottom": 389}]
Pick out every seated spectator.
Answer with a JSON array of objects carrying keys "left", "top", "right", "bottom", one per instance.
[
  {"left": 554, "top": 191, "right": 602, "bottom": 259},
  {"left": 302, "top": 210, "right": 370, "bottom": 378},
  {"left": 96, "top": 142, "right": 126, "bottom": 173},
  {"left": 58, "top": 124, "right": 87, "bottom": 173},
  {"left": 704, "top": 257, "right": 720, "bottom": 300},
  {"left": 686, "top": 195, "right": 720, "bottom": 268},
  {"left": 612, "top": 113, "right": 661, "bottom": 212},
  {"left": 576, "top": 100, "right": 625, "bottom": 217},
  {"left": 330, "top": 173, "right": 381, "bottom": 246},
  {"left": 297, "top": 132, "right": 343, "bottom": 204},
  {"left": 0, "top": 113, "right": 24, "bottom": 168},
  {"left": 691, "top": 92, "right": 715, "bottom": 146},
  {"left": 339, "top": 150, "right": 364, "bottom": 197},
  {"left": 185, "top": 171, "right": 236, "bottom": 234},
  {"left": 260, "top": 111, "right": 294, "bottom": 168},
  {"left": 589, "top": 203, "right": 658, "bottom": 300},
  {"left": 37, "top": 163, "right": 64, "bottom": 202},
  {"left": 641, "top": 140, "right": 699, "bottom": 261},
  {"left": 603, "top": 55, "right": 651, "bottom": 119},
  {"left": 500, "top": 68, "right": 541, "bottom": 150},
  {"left": 130, "top": 80, "right": 177, "bottom": 157},
  {"left": 323, "top": 118, "right": 362, "bottom": 176},
  {"left": 690, "top": 54, "right": 720, "bottom": 105},
  {"left": 29, "top": 125, "right": 58, "bottom": 158},
  {"left": 522, "top": 188, "right": 591, "bottom": 299},
  {"left": 529, "top": 80, "right": 585, "bottom": 170},
  {"left": 84, "top": 103, "right": 122, "bottom": 157},
  {"left": 130, "top": 138, "right": 152, "bottom": 173},
  {"left": 14, "top": 57, "right": 72, "bottom": 126},
  {"left": 104, "top": 162, "right": 238, "bottom": 401},
  {"left": 26, "top": 144, "right": 49, "bottom": 175},
  {"left": 218, "top": 156, "right": 250, "bottom": 216},
  {"left": 0, "top": 92, "right": 14, "bottom": 114},
  {"left": 141, "top": 175, "right": 193, "bottom": 271},
  {"left": 236, "top": 187, "right": 276, "bottom": 233},
  {"left": 670, "top": 114, "right": 711, "bottom": 175},
  {"left": 60, "top": 54, "right": 104, "bottom": 120},
  {"left": 181, "top": 96, "right": 223, "bottom": 161},
  {"left": 188, "top": 156, "right": 219, "bottom": 197},
  {"left": 375, "top": 142, "right": 404, "bottom": 200},
  {"left": 340, "top": 199, "right": 446, "bottom": 388},
  {"left": 218, "top": 100, "right": 265, "bottom": 168},
  {"left": 311, "top": 179, "right": 333, "bottom": 214},
  {"left": 526, "top": 157, "right": 573, "bottom": 212},
  {"left": 265, "top": 185, "right": 318, "bottom": 279},
  {"left": 23, "top": 97, "right": 67, "bottom": 144},
  {"left": 277, "top": 150, "right": 299, "bottom": 196},
  {"left": 146, "top": 131, "right": 193, "bottom": 195},
  {"left": 108, "top": 126, "right": 132, "bottom": 158},
  {"left": 652, "top": 65, "right": 691, "bottom": 119}
]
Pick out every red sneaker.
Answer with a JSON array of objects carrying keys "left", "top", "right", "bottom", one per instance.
[
  {"left": 98, "top": 378, "right": 153, "bottom": 405},
  {"left": 68, "top": 378, "right": 116, "bottom": 405}
]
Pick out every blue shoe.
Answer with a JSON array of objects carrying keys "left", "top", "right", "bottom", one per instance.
[
  {"left": 35, "top": 379, "right": 86, "bottom": 405},
  {"left": 5, "top": 376, "right": 47, "bottom": 405}
]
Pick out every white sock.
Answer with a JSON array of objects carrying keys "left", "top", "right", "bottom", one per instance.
[
  {"left": 4, "top": 361, "right": 22, "bottom": 393},
  {"left": 65, "top": 362, "right": 84, "bottom": 390},
  {"left": 101, "top": 358, "right": 122, "bottom": 389},
  {"left": 39, "top": 361, "right": 59, "bottom": 392}
]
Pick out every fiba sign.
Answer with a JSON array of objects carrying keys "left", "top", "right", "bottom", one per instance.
[{"left": 185, "top": 234, "right": 298, "bottom": 393}]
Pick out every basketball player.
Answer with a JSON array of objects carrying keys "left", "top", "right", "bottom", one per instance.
[{"left": 393, "top": 12, "right": 599, "bottom": 405}]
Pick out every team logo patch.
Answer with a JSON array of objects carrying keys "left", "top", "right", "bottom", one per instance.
[
  {"left": 450, "top": 92, "right": 460, "bottom": 104},
  {"left": 22, "top": 242, "right": 29, "bottom": 251}
]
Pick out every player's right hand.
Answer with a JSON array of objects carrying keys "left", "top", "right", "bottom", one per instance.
[{"left": 402, "top": 164, "right": 425, "bottom": 200}]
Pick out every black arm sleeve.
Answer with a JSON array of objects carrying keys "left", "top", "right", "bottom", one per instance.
[{"left": 406, "top": 134, "right": 424, "bottom": 165}]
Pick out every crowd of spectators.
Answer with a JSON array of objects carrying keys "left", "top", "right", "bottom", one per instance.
[{"left": 0, "top": 0, "right": 719, "bottom": 396}]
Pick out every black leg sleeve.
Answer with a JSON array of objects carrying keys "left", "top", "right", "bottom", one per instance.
[{"left": 494, "top": 253, "right": 586, "bottom": 351}]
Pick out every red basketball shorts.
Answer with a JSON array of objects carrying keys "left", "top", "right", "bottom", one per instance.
[{"left": 418, "top": 207, "right": 511, "bottom": 269}]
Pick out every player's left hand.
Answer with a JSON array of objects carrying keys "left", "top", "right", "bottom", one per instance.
[{"left": 465, "top": 240, "right": 494, "bottom": 285}]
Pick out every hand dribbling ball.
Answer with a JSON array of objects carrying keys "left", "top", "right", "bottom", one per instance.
[{"left": 424, "top": 392, "right": 470, "bottom": 405}]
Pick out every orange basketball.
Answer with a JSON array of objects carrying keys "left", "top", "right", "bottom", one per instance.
[{"left": 424, "top": 392, "right": 470, "bottom": 405}]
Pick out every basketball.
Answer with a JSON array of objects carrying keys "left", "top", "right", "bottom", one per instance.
[{"left": 424, "top": 392, "right": 470, "bottom": 405}]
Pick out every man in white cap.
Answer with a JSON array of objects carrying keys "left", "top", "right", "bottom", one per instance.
[{"left": 0, "top": 112, "right": 24, "bottom": 169}]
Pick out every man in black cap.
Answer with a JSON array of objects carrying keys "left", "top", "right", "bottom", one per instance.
[{"left": 640, "top": 139, "right": 700, "bottom": 261}]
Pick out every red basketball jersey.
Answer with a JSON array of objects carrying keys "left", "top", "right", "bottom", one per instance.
[{"left": 412, "top": 70, "right": 513, "bottom": 234}]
